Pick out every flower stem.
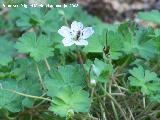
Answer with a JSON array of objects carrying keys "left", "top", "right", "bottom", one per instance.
[
  {"left": 35, "top": 63, "right": 46, "bottom": 90},
  {"left": 76, "top": 46, "right": 89, "bottom": 85},
  {"left": 2, "top": 88, "right": 52, "bottom": 102},
  {"left": 143, "top": 94, "right": 146, "bottom": 108},
  {"left": 44, "top": 58, "right": 51, "bottom": 71},
  {"left": 91, "top": 88, "right": 95, "bottom": 100},
  {"left": 76, "top": 46, "right": 84, "bottom": 65}
]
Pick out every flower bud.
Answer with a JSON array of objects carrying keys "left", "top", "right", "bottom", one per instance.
[
  {"left": 90, "top": 79, "right": 96, "bottom": 87},
  {"left": 66, "top": 109, "right": 74, "bottom": 119}
]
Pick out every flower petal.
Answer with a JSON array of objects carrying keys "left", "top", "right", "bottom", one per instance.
[
  {"left": 81, "top": 27, "right": 94, "bottom": 39},
  {"left": 58, "top": 26, "right": 72, "bottom": 38},
  {"left": 74, "top": 39, "right": 88, "bottom": 46},
  {"left": 62, "top": 38, "right": 74, "bottom": 46},
  {"left": 71, "top": 21, "right": 83, "bottom": 33}
]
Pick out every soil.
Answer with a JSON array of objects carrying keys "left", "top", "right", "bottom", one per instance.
[{"left": 75, "top": 0, "right": 160, "bottom": 23}]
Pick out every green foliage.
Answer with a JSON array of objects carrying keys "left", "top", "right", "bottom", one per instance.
[
  {"left": 18, "top": 79, "right": 42, "bottom": 108},
  {"left": 45, "top": 65, "right": 86, "bottom": 97},
  {"left": 0, "top": 79, "right": 22, "bottom": 112},
  {"left": 49, "top": 86, "right": 90, "bottom": 117},
  {"left": 106, "top": 22, "right": 157, "bottom": 60},
  {"left": 138, "top": 10, "right": 160, "bottom": 24},
  {"left": 0, "top": 5, "right": 160, "bottom": 120},
  {"left": 2, "top": 0, "right": 27, "bottom": 4},
  {"left": 129, "top": 66, "right": 160, "bottom": 96},
  {"left": 45, "top": 65, "right": 90, "bottom": 117},
  {"left": 15, "top": 32, "right": 54, "bottom": 61},
  {"left": 122, "top": 26, "right": 156, "bottom": 59},
  {"left": 106, "top": 31, "right": 123, "bottom": 60},
  {"left": 91, "top": 59, "right": 113, "bottom": 83},
  {"left": 0, "top": 38, "right": 15, "bottom": 66},
  {"left": 15, "top": 8, "right": 63, "bottom": 34}
]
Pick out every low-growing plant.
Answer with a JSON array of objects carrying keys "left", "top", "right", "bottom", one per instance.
[{"left": 0, "top": 5, "right": 160, "bottom": 120}]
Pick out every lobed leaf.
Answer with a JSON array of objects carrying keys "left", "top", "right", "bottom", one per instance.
[
  {"left": 128, "top": 66, "right": 160, "bottom": 95},
  {"left": 0, "top": 38, "right": 15, "bottom": 66},
  {"left": 15, "top": 32, "right": 54, "bottom": 61},
  {"left": 49, "top": 86, "right": 90, "bottom": 117}
]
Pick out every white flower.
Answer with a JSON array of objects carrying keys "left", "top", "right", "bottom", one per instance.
[{"left": 58, "top": 21, "right": 94, "bottom": 46}]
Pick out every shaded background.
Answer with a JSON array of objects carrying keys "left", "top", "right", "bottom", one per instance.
[{"left": 1, "top": 0, "right": 160, "bottom": 23}]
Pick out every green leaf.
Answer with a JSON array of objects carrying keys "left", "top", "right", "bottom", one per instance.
[
  {"left": 128, "top": 66, "right": 160, "bottom": 95},
  {"left": 0, "top": 78, "right": 42, "bottom": 111},
  {"left": 40, "top": 9, "right": 62, "bottom": 33},
  {"left": 0, "top": 17, "right": 5, "bottom": 29},
  {"left": 107, "top": 31, "right": 123, "bottom": 60},
  {"left": 138, "top": 10, "right": 160, "bottom": 24},
  {"left": 134, "top": 27, "right": 156, "bottom": 59},
  {"left": 18, "top": 79, "right": 42, "bottom": 108},
  {"left": 120, "top": 24, "right": 156, "bottom": 60},
  {"left": 0, "top": 38, "right": 15, "bottom": 66},
  {"left": 15, "top": 32, "right": 54, "bottom": 61},
  {"left": 45, "top": 65, "right": 86, "bottom": 97},
  {"left": 83, "top": 24, "right": 118, "bottom": 53},
  {"left": 91, "top": 59, "right": 113, "bottom": 83},
  {"left": 49, "top": 86, "right": 90, "bottom": 117},
  {"left": 16, "top": 8, "right": 62, "bottom": 33},
  {"left": 16, "top": 8, "right": 44, "bottom": 29},
  {"left": 12, "top": 58, "right": 49, "bottom": 80},
  {"left": 0, "top": 79, "right": 22, "bottom": 112}
]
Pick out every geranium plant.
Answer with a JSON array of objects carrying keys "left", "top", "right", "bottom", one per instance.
[{"left": 0, "top": 4, "right": 160, "bottom": 120}]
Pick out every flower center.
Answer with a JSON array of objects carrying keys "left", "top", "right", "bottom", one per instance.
[{"left": 74, "top": 31, "right": 81, "bottom": 41}]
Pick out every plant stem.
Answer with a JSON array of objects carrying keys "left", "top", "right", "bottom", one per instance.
[
  {"left": 111, "top": 101, "right": 119, "bottom": 120},
  {"left": 135, "top": 103, "right": 156, "bottom": 119},
  {"left": 122, "top": 56, "right": 131, "bottom": 68},
  {"left": 3, "top": 88, "right": 52, "bottom": 102},
  {"left": 109, "top": 84, "right": 119, "bottom": 120},
  {"left": 117, "top": 55, "right": 132, "bottom": 73},
  {"left": 143, "top": 94, "right": 146, "bottom": 108},
  {"left": 44, "top": 58, "right": 51, "bottom": 71},
  {"left": 35, "top": 63, "right": 46, "bottom": 90},
  {"left": 112, "top": 84, "right": 129, "bottom": 92},
  {"left": 113, "top": 80, "right": 135, "bottom": 120},
  {"left": 100, "top": 103, "right": 107, "bottom": 120},
  {"left": 100, "top": 84, "right": 128, "bottom": 120},
  {"left": 93, "top": 93, "right": 125, "bottom": 100},
  {"left": 91, "top": 88, "right": 95, "bottom": 100},
  {"left": 76, "top": 46, "right": 84, "bottom": 65},
  {"left": 76, "top": 46, "right": 89, "bottom": 84}
]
